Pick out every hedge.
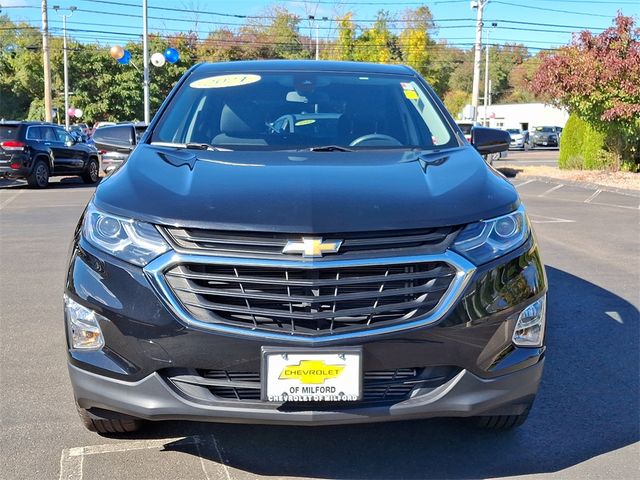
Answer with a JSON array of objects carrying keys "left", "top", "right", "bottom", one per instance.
[{"left": 558, "top": 114, "right": 609, "bottom": 170}]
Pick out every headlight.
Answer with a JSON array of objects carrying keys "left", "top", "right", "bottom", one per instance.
[
  {"left": 512, "top": 296, "right": 546, "bottom": 347},
  {"left": 64, "top": 295, "right": 105, "bottom": 350},
  {"left": 82, "top": 203, "right": 169, "bottom": 266},
  {"left": 452, "top": 204, "right": 529, "bottom": 264}
]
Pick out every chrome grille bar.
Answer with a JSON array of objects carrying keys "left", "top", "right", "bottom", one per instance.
[{"left": 144, "top": 251, "right": 476, "bottom": 343}]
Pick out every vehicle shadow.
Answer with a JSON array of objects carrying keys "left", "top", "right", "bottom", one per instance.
[{"left": 130, "top": 265, "right": 640, "bottom": 479}]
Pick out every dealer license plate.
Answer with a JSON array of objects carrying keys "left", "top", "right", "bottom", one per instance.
[{"left": 262, "top": 347, "right": 362, "bottom": 402}]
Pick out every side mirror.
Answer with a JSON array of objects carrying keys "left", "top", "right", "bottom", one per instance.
[
  {"left": 471, "top": 127, "right": 511, "bottom": 155},
  {"left": 93, "top": 127, "right": 134, "bottom": 154}
]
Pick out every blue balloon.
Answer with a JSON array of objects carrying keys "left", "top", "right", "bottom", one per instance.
[
  {"left": 163, "top": 47, "right": 179, "bottom": 64},
  {"left": 117, "top": 50, "right": 131, "bottom": 65}
]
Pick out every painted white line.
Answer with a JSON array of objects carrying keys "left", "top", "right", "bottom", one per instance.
[
  {"left": 195, "top": 440, "right": 212, "bottom": 480},
  {"left": 0, "top": 189, "right": 24, "bottom": 210},
  {"left": 538, "top": 183, "right": 564, "bottom": 197},
  {"left": 211, "top": 433, "right": 232, "bottom": 480},
  {"left": 528, "top": 214, "right": 575, "bottom": 224},
  {"left": 590, "top": 201, "right": 640, "bottom": 211},
  {"left": 60, "top": 436, "right": 202, "bottom": 480},
  {"left": 59, "top": 448, "right": 83, "bottom": 480},
  {"left": 584, "top": 189, "right": 602, "bottom": 203},
  {"left": 606, "top": 311, "right": 624, "bottom": 324},
  {"left": 67, "top": 436, "right": 194, "bottom": 457},
  {"left": 513, "top": 179, "right": 535, "bottom": 188}
]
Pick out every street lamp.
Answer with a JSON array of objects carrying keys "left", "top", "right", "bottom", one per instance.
[
  {"left": 52, "top": 4, "right": 77, "bottom": 130},
  {"left": 308, "top": 15, "right": 328, "bottom": 61}
]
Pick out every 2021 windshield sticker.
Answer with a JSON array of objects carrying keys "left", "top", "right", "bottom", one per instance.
[{"left": 190, "top": 74, "right": 262, "bottom": 89}]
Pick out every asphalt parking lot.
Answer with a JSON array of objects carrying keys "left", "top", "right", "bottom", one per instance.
[{"left": 1, "top": 154, "right": 638, "bottom": 480}]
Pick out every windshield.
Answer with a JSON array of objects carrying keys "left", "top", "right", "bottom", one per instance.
[
  {"left": 151, "top": 71, "right": 456, "bottom": 151},
  {"left": 506, "top": 129, "right": 520, "bottom": 134}
]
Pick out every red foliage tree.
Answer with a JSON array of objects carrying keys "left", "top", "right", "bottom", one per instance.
[{"left": 531, "top": 14, "right": 640, "bottom": 164}]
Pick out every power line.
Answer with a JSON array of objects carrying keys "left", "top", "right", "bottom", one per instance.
[{"left": 492, "top": 1, "right": 613, "bottom": 19}]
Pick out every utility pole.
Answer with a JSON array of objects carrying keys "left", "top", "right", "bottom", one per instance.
[
  {"left": 142, "top": 0, "right": 150, "bottom": 124},
  {"left": 41, "top": 0, "right": 53, "bottom": 123},
  {"left": 483, "top": 24, "right": 496, "bottom": 127},
  {"left": 471, "top": 0, "right": 488, "bottom": 122},
  {"left": 53, "top": 5, "right": 76, "bottom": 130}
]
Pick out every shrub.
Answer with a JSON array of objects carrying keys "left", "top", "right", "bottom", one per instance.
[{"left": 559, "top": 114, "right": 610, "bottom": 170}]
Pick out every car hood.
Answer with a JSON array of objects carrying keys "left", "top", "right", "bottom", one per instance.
[{"left": 94, "top": 144, "right": 519, "bottom": 232}]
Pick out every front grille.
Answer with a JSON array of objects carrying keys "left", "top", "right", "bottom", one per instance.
[
  {"left": 162, "top": 226, "right": 457, "bottom": 258},
  {"left": 165, "top": 366, "right": 460, "bottom": 405},
  {"left": 163, "top": 261, "right": 457, "bottom": 336}
]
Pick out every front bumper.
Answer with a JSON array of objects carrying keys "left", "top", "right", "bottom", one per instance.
[
  {"left": 69, "top": 358, "right": 543, "bottom": 425},
  {"left": 65, "top": 236, "right": 547, "bottom": 425},
  {"left": 532, "top": 137, "right": 558, "bottom": 147}
]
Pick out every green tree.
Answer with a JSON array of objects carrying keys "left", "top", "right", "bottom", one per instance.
[
  {"left": 335, "top": 13, "right": 356, "bottom": 61},
  {"left": 398, "top": 7, "right": 434, "bottom": 78},
  {"left": 443, "top": 89, "right": 470, "bottom": 119}
]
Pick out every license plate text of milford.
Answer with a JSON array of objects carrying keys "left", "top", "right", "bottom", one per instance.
[{"left": 262, "top": 347, "right": 362, "bottom": 402}]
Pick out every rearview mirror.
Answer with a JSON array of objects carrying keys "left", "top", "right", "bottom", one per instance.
[{"left": 471, "top": 127, "right": 510, "bottom": 155}]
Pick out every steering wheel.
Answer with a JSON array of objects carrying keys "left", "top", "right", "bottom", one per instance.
[{"left": 349, "top": 134, "right": 403, "bottom": 147}]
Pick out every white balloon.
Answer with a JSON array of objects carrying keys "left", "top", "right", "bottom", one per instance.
[
  {"left": 151, "top": 52, "right": 166, "bottom": 67},
  {"left": 74, "top": 108, "right": 83, "bottom": 118}
]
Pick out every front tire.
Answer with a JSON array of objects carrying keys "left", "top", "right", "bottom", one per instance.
[
  {"left": 77, "top": 405, "right": 142, "bottom": 434},
  {"left": 473, "top": 401, "right": 533, "bottom": 430},
  {"left": 27, "top": 159, "right": 49, "bottom": 188},
  {"left": 82, "top": 157, "right": 100, "bottom": 184}
]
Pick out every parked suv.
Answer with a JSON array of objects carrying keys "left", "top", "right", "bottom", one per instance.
[
  {"left": 65, "top": 61, "right": 546, "bottom": 434},
  {"left": 92, "top": 123, "right": 147, "bottom": 173},
  {"left": 0, "top": 121, "right": 100, "bottom": 188},
  {"left": 529, "top": 126, "right": 562, "bottom": 148}
]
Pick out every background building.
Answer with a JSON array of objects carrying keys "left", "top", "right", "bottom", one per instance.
[{"left": 476, "top": 103, "right": 569, "bottom": 131}]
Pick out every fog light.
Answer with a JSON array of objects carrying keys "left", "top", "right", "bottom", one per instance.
[
  {"left": 512, "top": 296, "right": 546, "bottom": 347},
  {"left": 64, "top": 295, "right": 105, "bottom": 350}
]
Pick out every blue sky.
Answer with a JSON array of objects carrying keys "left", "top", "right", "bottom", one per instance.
[{"left": 3, "top": 0, "right": 639, "bottom": 54}]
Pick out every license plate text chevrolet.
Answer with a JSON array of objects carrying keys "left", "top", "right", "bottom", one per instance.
[{"left": 64, "top": 60, "right": 547, "bottom": 434}]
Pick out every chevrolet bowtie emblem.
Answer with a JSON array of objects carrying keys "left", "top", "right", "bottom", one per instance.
[{"left": 282, "top": 237, "right": 343, "bottom": 257}]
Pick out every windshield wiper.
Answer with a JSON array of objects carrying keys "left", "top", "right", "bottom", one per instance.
[
  {"left": 185, "top": 142, "right": 232, "bottom": 151},
  {"left": 306, "top": 145, "right": 354, "bottom": 152}
]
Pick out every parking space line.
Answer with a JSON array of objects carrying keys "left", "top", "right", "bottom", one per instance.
[
  {"left": 513, "top": 179, "right": 535, "bottom": 188},
  {"left": 59, "top": 436, "right": 202, "bottom": 480},
  {"left": 590, "top": 201, "right": 640, "bottom": 210},
  {"left": 59, "top": 448, "right": 83, "bottom": 480},
  {"left": 0, "top": 190, "right": 24, "bottom": 210},
  {"left": 538, "top": 184, "right": 564, "bottom": 197},
  {"left": 584, "top": 189, "right": 602, "bottom": 203},
  {"left": 528, "top": 214, "right": 575, "bottom": 224},
  {"left": 210, "top": 433, "right": 232, "bottom": 480},
  {"left": 195, "top": 440, "right": 212, "bottom": 480}
]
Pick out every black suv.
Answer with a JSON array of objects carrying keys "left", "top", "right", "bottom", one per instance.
[
  {"left": 64, "top": 61, "right": 546, "bottom": 434},
  {"left": 0, "top": 121, "right": 100, "bottom": 188}
]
